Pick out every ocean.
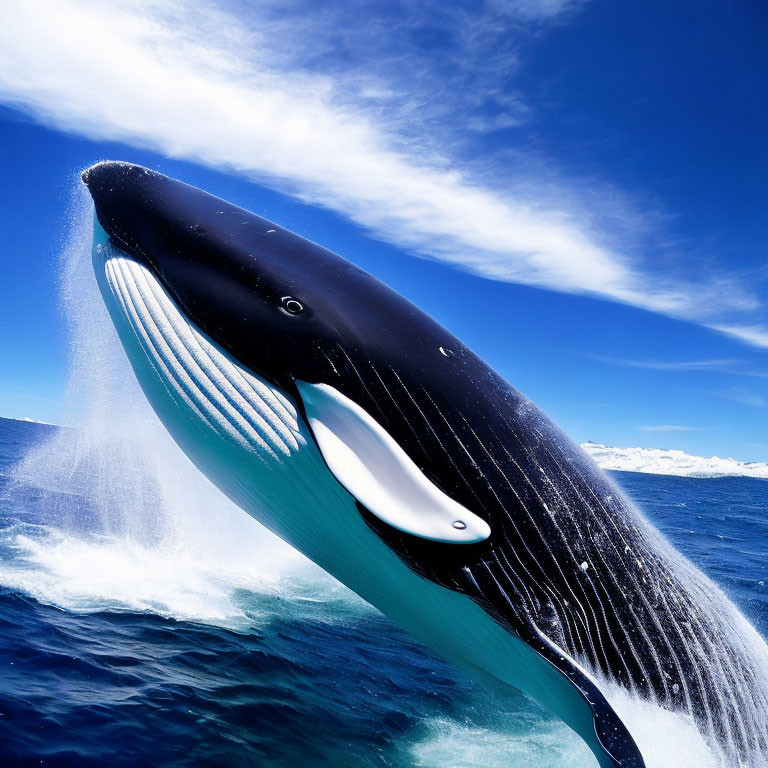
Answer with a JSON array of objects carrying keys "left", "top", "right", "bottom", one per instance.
[{"left": 0, "top": 414, "right": 766, "bottom": 768}]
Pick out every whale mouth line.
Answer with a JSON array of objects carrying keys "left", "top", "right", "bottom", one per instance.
[{"left": 95, "top": 238, "right": 305, "bottom": 461}]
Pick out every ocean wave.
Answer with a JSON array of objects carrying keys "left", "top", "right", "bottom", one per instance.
[
  {"left": 581, "top": 442, "right": 768, "bottom": 479},
  {"left": 0, "top": 522, "right": 353, "bottom": 631},
  {"left": 409, "top": 716, "right": 592, "bottom": 768},
  {"left": 409, "top": 681, "right": 718, "bottom": 768}
]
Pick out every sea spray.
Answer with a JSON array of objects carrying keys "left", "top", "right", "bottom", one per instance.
[{"left": 4, "top": 184, "right": 331, "bottom": 626}]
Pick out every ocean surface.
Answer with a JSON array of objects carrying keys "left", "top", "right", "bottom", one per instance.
[{"left": 0, "top": 416, "right": 766, "bottom": 768}]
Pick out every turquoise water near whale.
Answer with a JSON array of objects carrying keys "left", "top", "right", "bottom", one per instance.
[{"left": 1, "top": 414, "right": 767, "bottom": 767}]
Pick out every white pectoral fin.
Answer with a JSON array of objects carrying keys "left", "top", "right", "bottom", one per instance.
[{"left": 296, "top": 381, "right": 491, "bottom": 544}]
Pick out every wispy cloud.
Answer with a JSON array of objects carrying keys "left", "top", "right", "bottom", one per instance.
[
  {"left": 590, "top": 356, "right": 741, "bottom": 372},
  {"left": 0, "top": 0, "right": 765, "bottom": 346},
  {"left": 493, "top": 0, "right": 587, "bottom": 21},
  {"left": 592, "top": 355, "right": 768, "bottom": 378},
  {"left": 638, "top": 425, "right": 704, "bottom": 432},
  {"left": 713, "top": 387, "right": 766, "bottom": 407},
  {"left": 709, "top": 324, "right": 768, "bottom": 349}
]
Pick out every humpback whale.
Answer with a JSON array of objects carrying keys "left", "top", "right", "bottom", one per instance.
[{"left": 82, "top": 161, "right": 768, "bottom": 767}]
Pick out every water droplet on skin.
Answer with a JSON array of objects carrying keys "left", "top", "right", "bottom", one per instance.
[{"left": 452, "top": 520, "right": 466, "bottom": 530}]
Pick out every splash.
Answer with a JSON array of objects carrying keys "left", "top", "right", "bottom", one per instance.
[
  {"left": 409, "top": 716, "right": 594, "bottom": 767},
  {"left": 4, "top": 183, "right": 331, "bottom": 625}
]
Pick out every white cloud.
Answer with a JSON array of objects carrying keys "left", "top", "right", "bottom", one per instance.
[
  {"left": 713, "top": 387, "right": 766, "bottom": 407},
  {"left": 0, "top": 0, "right": 765, "bottom": 346},
  {"left": 503, "top": 0, "right": 585, "bottom": 20},
  {"left": 709, "top": 324, "right": 768, "bottom": 349},
  {"left": 590, "top": 356, "right": 741, "bottom": 371},
  {"left": 591, "top": 356, "right": 768, "bottom": 378}
]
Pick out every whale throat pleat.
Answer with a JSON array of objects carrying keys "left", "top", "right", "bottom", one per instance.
[{"left": 103, "top": 251, "right": 304, "bottom": 459}]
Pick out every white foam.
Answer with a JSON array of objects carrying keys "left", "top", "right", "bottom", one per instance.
[
  {"left": 410, "top": 716, "right": 595, "bottom": 768},
  {"left": 581, "top": 442, "right": 768, "bottom": 479},
  {"left": 2, "top": 188, "right": 353, "bottom": 628},
  {"left": 410, "top": 695, "right": 722, "bottom": 768},
  {"left": 602, "top": 683, "right": 721, "bottom": 768},
  {"left": 0, "top": 526, "right": 255, "bottom": 626},
  {"left": 410, "top": 677, "right": 724, "bottom": 768}
]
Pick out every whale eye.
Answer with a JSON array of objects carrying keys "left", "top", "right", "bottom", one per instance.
[{"left": 281, "top": 296, "right": 304, "bottom": 315}]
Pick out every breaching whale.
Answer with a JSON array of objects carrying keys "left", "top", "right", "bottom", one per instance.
[{"left": 82, "top": 161, "right": 768, "bottom": 767}]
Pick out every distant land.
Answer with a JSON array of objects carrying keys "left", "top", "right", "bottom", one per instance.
[
  {"left": 1, "top": 416, "right": 57, "bottom": 427},
  {"left": 581, "top": 442, "right": 768, "bottom": 480}
]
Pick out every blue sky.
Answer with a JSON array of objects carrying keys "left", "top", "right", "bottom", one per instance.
[{"left": 0, "top": 0, "right": 766, "bottom": 460}]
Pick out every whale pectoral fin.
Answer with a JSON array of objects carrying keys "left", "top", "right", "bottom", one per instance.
[
  {"left": 295, "top": 381, "right": 490, "bottom": 544},
  {"left": 524, "top": 628, "right": 645, "bottom": 768}
]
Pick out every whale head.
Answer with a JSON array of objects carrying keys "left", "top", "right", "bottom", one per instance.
[
  {"left": 83, "top": 160, "right": 491, "bottom": 546},
  {"left": 83, "top": 160, "right": 395, "bottom": 396}
]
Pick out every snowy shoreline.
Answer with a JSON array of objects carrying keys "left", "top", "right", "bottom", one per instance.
[{"left": 581, "top": 442, "right": 768, "bottom": 479}]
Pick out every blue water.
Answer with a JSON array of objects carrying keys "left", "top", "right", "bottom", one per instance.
[{"left": 0, "top": 415, "right": 767, "bottom": 767}]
